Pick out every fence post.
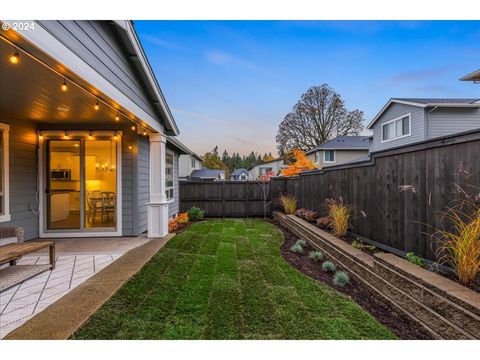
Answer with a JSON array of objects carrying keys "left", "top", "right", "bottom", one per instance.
[
  {"left": 246, "top": 181, "right": 250, "bottom": 218},
  {"left": 222, "top": 181, "right": 226, "bottom": 218}
]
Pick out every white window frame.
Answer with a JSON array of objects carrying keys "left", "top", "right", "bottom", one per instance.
[
  {"left": 0, "top": 123, "right": 10, "bottom": 222},
  {"left": 165, "top": 149, "right": 174, "bottom": 200},
  {"left": 324, "top": 150, "right": 336, "bottom": 163},
  {"left": 381, "top": 113, "right": 411, "bottom": 143},
  {"left": 315, "top": 152, "right": 321, "bottom": 164}
]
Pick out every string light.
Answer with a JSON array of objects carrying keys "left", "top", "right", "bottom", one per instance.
[
  {"left": 9, "top": 49, "right": 19, "bottom": 64},
  {"left": 94, "top": 99, "right": 100, "bottom": 111},
  {"left": 131, "top": 125, "right": 136, "bottom": 131},
  {"left": 61, "top": 79, "right": 68, "bottom": 92},
  {"left": 128, "top": 145, "right": 133, "bottom": 150},
  {"left": 115, "top": 113, "right": 120, "bottom": 121},
  {"left": 113, "top": 131, "right": 118, "bottom": 141},
  {"left": 143, "top": 130, "right": 147, "bottom": 136},
  {"left": 63, "top": 131, "right": 69, "bottom": 139},
  {"left": 38, "top": 134, "right": 44, "bottom": 140},
  {"left": 88, "top": 131, "right": 93, "bottom": 140}
]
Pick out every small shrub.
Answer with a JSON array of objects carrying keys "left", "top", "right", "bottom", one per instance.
[
  {"left": 290, "top": 243, "right": 303, "bottom": 253},
  {"left": 280, "top": 195, "right": 297, "bottom": 215},
  {"left": 295, "top": 239, "right": 307, "bottom": 247},
  {"left": 309, "top": 250, "right": 324, "bottom": 261},
  {"left": 333, "top": 271, "right": 350, "bottom": 287},
  {"left": 326, "top": 198, "right": 353, "bottom": 237},
  {"left": 316, "top": 216, "right": 330, "bottom": 229},
  {"left": 322, "top": 261, "right": 336, "bottom": 272},
  {"left": 188, "top": 207, "right": 204, "bottom": 221},
  {"left": 406, "top": 252, "right": 425, "bottom": 267},
  {"left": 177, "top": 212, "right": 189, "bottom": 224},
  {"left": 352, "top": 240, "right": 377, "bottom": 252},
  {"left": 168, "top": 218, "right": 179, "bottom": 232},
  {"left": 296, "top": 208, "right": 318, "bottom": 222}
]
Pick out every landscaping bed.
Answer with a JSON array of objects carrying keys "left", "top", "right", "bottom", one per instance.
[
  {"left": 276, "top": 212, "right": 480, "bottom": 339},
  {"left": 275, "top": 220, "right": 432, "bottom": 339}
]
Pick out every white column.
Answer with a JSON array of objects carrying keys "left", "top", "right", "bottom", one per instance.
[{"left": 147, "top": 133, "right": 169, "bottom": 238}]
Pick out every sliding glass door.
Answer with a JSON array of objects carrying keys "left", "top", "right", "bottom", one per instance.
[{"left": 46, "top": 138, "right": 117, "bottom": 232}]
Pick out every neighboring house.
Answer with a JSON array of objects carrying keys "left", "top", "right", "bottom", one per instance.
[
  {"left": 189, "top": 169, "right": 225, "bottom": 181},
  {"left": 368, "top": 98, "right": 480, "bottom": 152},
  {"left": 306, "top": 136, "right": 370, "bottom": 168},
  {"left": 179, "top": 152, "right": 203, "bottom": 181},
  {"left": 0, "top": 20, "right": 180, "bottom": 239},
  {"left": 230, "top": 168, "right": 249, "bottom": 181},
  {"left": 460, "top": 69, "right": 480, "bottom": 83},
  {"left": 249, "top": 159, "right": 286, "bottom": 180}
]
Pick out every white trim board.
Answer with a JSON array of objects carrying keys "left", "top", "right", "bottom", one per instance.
[{"left": 0, "top": 122, "right": 10, "bottom": 222}]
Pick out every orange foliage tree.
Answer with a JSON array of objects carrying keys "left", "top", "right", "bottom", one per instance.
[{"left": 280, "top": 149, "right": 317, "bottom": 177}]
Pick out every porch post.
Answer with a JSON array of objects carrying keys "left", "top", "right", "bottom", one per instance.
[{"left": 147, "top": 133, "right": 169, "bottom": 237}]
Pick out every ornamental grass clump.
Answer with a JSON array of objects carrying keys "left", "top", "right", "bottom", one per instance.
[
  {"left": 434, "top": 208, "right": 480, "bottom": 286},
  {"left": 322, "top": 261, "right": 336, "bottom": 273},
  {"left": 280, "top": 195, "right": 297, "bottom": 215},
  {"left": 290, "top": 243, "right": 304, "bottom": 253},
  {"left": 295, "top": 239, "right": 307, "bottom": 247},
  {"left": 326, "top": 198, "right": 353, "bottom": 237},
  {"left": 333, "top": 271, "right": 350, "bottom": 287},
  {"left": 309, "top": 250, "right": 324, "bottom": 262}
]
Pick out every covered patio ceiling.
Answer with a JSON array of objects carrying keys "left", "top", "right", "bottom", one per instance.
[{"left": 0, "top": 29, "right": 153, "bottom": 133}]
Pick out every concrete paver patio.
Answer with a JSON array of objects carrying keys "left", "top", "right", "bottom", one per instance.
[{"left": 0, "top": 236, "right": 150, "bottom": 338}]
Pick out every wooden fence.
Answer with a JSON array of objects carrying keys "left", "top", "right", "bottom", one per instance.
[
  {"left": 180, "top": 130, "right": 480, "bottom": 261},
  {"left": 180, "top": 181, "right": 273, "bottom": 217}
]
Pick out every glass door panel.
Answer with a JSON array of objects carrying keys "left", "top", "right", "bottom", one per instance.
[
  {"left": 84, "top": 140, "right": 117, "bottom": 228},
  {"left": 46, "top": 140, "right": 81, "bottom": 230}
]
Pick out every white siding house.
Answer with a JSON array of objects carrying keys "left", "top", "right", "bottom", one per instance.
[
  {"left": 179, "top": 153, "right": 203, "bottom": 180},
  {"left": 248, "top": 159, "right": 286, "bottom": 180},
  {"left": 306, "top": 136, "right": 370, "bottom": 169}
]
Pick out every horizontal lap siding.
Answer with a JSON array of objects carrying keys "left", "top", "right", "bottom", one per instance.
[
  {"left": 37, "top": 21, "right": 159, "bottom": 124},
  {"left": 1, "top": 119, "right": 39, "bottom": 240},
  {"left": 136, "top": 136, "right": 149, "bottom": 235},
  {"left": 372, "top": 103, "right": 425, "bottom": 152},
  {"left": 428, "top": 108, "right": 480, "bottom": 139}
]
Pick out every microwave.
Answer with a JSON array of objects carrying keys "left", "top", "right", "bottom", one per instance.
[{"left": 51, "top": 169, "right": 71, "bottom": 181}]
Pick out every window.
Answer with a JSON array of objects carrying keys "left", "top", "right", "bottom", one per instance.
[
  {"left": 191, "top": 156, "right": 196, "bottom": 169},
  {"left": 259, "top": 167, "right": 273, "bottom": 176},
  {"left": 0, "top": 123, "right": 10, "bottom": 222},
  {"left": 165, "top": 151, "right": 174, "bottom": 200},
  {"left": 315, "top": 152, "right": 321, "bottom": 163},
  {"left": 324, "top": 150, "right": 335, "bottom": 163},
  {"left": 382, "top": 114, "right": 411, "bottom": 142}
]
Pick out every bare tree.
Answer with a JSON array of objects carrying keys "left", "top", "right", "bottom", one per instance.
[{"left": 276, "top": 84, "right": 364, "bottom": 154}]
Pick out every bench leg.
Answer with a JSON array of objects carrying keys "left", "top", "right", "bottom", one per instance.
[
  {"left": 9, "top": 259, "right": 17, "bottom": 266},
  {"left": 49, "top": 244, "right": 56, "bottom": 270}
]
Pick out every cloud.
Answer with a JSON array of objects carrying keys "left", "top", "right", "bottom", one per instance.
[
  {"left": 140, "top": 34, "right": 182, "bottom": 49},
  {"left": 204, "top": 50, "right": 261, "bottom": 71},
  {"left": 387, "top": 66, "right": 455, "bottom": 84}
]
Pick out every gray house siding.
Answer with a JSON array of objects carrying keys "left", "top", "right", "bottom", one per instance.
[
  {"left": 121, "top": 131, "right": 135, "bottom": 236},
  {"left": 427, "top": 107, "right": 480, "bottom": 139},
  {"left": 136, "top": 136, "right": 150, "bottom": 235},
  {"left": 1, "top": 118, "right": 39, "bottom": 240},
  {"left": 37, "top": 20, "right": 159, "bottom": 125},
  {"left": 372, "top": 103, "right": 425, "bottom": 152}
]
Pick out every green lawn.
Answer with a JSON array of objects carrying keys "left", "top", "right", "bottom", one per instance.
[{"left": 72, "top": 219, "right": 396, "bottom": 339}]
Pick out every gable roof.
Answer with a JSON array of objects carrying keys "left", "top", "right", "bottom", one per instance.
[
  {"left": 248, "top": 158, "right": 284, "bottom": 170},
  {"left": 367, "top": 98, "right": 480, "bottom": 129},
  {"left": 460, "top": 69, "right": 480, "bottom": 82},
  {"left": 231, "top": 168, "right": 249, "bottom": 176},
  {"left": 113, "top": 21, "right": 179, "bottom": 136},
  {"left": 306, "top": 136, "right": 370, "bottom": 154},
  {"left": 190, "top": 169, "right": 225, "bottom": 178}
]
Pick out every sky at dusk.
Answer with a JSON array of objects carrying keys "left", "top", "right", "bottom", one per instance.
[{"left": 135, "top": 20, "right": 480, "bottom": 156}]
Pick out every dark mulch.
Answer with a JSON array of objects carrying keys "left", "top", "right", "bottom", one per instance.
[{"left": 274, "top": 221, "right": 433, "bottom": 340}]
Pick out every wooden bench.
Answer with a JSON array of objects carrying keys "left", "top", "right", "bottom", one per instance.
[{"left": 0, "top": 241, "right": 56, "bottom": 270}]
